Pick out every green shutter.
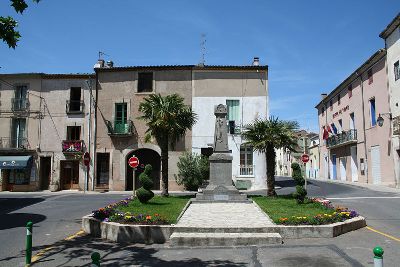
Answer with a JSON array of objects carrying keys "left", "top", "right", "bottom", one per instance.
[{"left": 226, "top": 100, "right": 239, "bottom": 121}]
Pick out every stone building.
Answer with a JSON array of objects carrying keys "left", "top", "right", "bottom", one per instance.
[
  {"left": 316, "top": 49, "right": 396, "bottom": 186},
  {"left": 93, "top": 59, "right": 269, "bottom": 191},
  {"left": 0, "top": 73, "right": 94, "bottom": 191}
]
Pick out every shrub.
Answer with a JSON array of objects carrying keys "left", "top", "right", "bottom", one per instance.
[
  {"left": 291, "top": 162, "right": 307, "bottom": 203},
  {"left": 175, "top": 152, "right": 209, "bottom": 191},
  {"left": 136, "top": 164, "right": 154, "bottom": 203}
]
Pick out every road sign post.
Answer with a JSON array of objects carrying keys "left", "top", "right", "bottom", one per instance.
[
  {"left": 83, "top": 152, "right": 90, "bottom": 192},
  {"left": 301, "top": 154, "right": 310, "bottom": 191},
  {"left": 128, "top": 156, "right": 139, "bottom": 169}
]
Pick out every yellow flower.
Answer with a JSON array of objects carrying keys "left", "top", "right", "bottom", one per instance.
[
  {"left": 328, "top": 215, "right": 332, "bottom": 218},
  {"left": 302, "top": 217, "right": 307, "bottom": 219},
  {"left": 125, "top": 215, "right": 132, "bottom": 220},
  {"left": 324, "top": 214, "right": 328, "bottom": 216}
]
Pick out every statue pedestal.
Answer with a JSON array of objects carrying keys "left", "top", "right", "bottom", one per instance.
[{"left": 195, "top": 153, "right": 248, "bottom": 202}]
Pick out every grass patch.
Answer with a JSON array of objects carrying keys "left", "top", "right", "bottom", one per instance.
[
  {"left": 252, "top": 195, "right": 350, "bottom": 224},
  {"left": 117, "top": 196, "right": 191, "bottom": 224}
]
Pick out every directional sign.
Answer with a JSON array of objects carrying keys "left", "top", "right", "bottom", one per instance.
[
  {"left": 83, "top": 152, "right": 90, "bottom": 166},
  {"left": 128, "top": 156, "right": 139, "bottom": 168},
  {"left": 301, "top": 154, "right": 310, "bottom": 163}
]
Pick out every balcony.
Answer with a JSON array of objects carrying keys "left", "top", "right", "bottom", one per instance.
[
  {"left": 11, "top": 98, "right": 30, "bottom": 112},
  {"left": 239, "top": 164, "right": 254, "bottom": 176},
  {"left": 62, "top": 140, "right": 84, "bottom": 153},
  {"left": 0, "top": 137, "right": 29, "bottom": 150},
  {"left": 327, "top": 129, "right": 357, "bottom": 148},
  {"left": 66, "top": 100, "right": 84, "bottom": 114},
  {"left": 106, "top": 120, "right": 134, "bottom": 136}
]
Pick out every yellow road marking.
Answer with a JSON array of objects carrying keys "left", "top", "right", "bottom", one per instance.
[
  {"left": 366, "top": 226, "right": 400, "bottom": 242},
  {"left": 30, "top": 230, "right": 85, "bottom": 265}
]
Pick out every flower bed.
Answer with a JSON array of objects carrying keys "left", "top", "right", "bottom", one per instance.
[
  {"left": 252, "top": 196, "right": 359, "bottom": 225},
  {"left": 91, "top": 196, "right": 190, "bottom": 225}
]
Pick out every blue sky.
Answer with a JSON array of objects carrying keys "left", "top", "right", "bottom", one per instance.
[{"left": 0, "top": 0, "right": 399, "bottom": 133}]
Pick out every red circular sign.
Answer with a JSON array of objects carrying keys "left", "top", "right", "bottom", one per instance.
[
  {"left": 83, "top": 152, "right": 90, "bottom": 166},
  {"left": 301, "top": 154, "right": 310, "bottom": 163},
  {"left": 128, "top": 156, "right": 139, "bottom": 168}
]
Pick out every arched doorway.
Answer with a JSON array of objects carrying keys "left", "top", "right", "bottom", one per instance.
[{"left": 126, "top": 149, "right": 161, "bottom": 191}]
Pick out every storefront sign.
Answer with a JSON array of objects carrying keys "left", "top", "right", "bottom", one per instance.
[{"left": 333, "top": 105, "right": 349, "bottom": 119}]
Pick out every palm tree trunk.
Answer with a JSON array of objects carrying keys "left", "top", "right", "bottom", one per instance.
[
  {"left": 266, "top": 143, "right": 277, "bottom": 196},
  {"left": 160, "top": 140, "right": 169, "bottom": 197}
]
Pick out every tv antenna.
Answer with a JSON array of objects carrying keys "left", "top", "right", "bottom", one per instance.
[
  {"left": 199, "top": 33, "right": 206, "bottom": 66},
  {"left": 98, "top": 51, "right": 110, "bottom": 60}
]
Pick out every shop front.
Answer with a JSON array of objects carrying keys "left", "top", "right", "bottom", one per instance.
[{"left": 0, "top": 155, "right": 37, "bottom": 191}]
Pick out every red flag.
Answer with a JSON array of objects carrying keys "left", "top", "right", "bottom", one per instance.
[
  {"left": 326, "top": 125, "right": 332, "bottom": 133},
  {"left": 322, "top": 126, "right": 329, "bottom": 140}
]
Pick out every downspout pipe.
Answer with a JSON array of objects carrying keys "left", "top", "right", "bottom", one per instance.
[
  {"left": 356, "top": 71, "right": 369, "bottom": 183},
  {"left": 92, "top": 71, "right": 99, "bottom": 191}
]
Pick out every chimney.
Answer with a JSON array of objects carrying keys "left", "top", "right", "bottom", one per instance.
[
  {"left": 321, "top": 93, "right": 327, "bottom": 100},
  {"left": 106, "top": 60, "right": 114, "bottom": 68},
  {"left": 94, "top": 59, "right": 105, "bottom": 69},
  {"left": 252, "top": 57, "right": 260, "bottom": 66}
]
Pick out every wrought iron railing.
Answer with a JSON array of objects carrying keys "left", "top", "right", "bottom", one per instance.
[
  {"left": 327, "top": 129, "right": 357, "bottom": 148},
  {"left": 0, "top": 137, "right": 29, "bottom": 149},
  {"left": 239, "top": 164, "right": 254, "bottom": 176},
  {"left": 11, "top": 98, "right": 30, "bottom": 112},
  {"left": 62, "top": 140, "right": 84, "bottom": 153},
  {"left": 106, "top": 120, "right": 134, "bottom": 136},
  {"left": 66, "top": 100, "right": 84, "bottom": 113}
]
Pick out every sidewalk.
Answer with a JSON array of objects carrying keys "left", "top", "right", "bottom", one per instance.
[{"left": 307, "top": 177, "right": 400, "bottom": 194}]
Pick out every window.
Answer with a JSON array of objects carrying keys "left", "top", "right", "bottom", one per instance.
[
  {"left": 115, "top": 103, "right": 128, "bottom": 133},
  {"left": 67, "top": 126, "right": 81, "bottom": 140},
  {"left": 329, "top": 100, "right": 333, "bottom": 111},
  {"left": 348, "top": 84, "right": 352, "bottom": 98},
  {"left": 12, "top": 118, "right": 26, "bottom": 148},
  {"left": 338, "top": 119, "right": 343, "bottom": 133},
  {"left": 138, "top": 72, "right": 153, "bottom": 92},
  {"left": 69, "top": 87, "right": 82, "bottom": 112},
  {"left": 368, "top": 69, "right": 373, "bottom": 84},
  {"left": 96, "top": 153, "right": 110, "bottom": 185},
  {"left": 8, "top": 169, "right": 29, "bottom": 185},
  {"left": 370, "top": 98, "right": 376, "bottom": 126},
  {"left": 240, "top": 145, "right": 253, "bottom": 176},
  {"left": 14, "top": 85, "right": 28, "bottom": 110},
  {"left": 349, "top": 113, "right": 355, "bottom": 130},
  {"left": 395, "top": 61, "right": 400, "bottom": 81},
  {"left": 337, "top": 94, "right": 341, "bottom": 105},
  {"left": 226, "top": 100, "right": 240, "bottom": 134}
]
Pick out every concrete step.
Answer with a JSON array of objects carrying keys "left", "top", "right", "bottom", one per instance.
[
  {"left": 174, "top": 226, "right": 277, "bottom": 233},
  {"left": 170, "top": 232, "right": 282, "bottom": 247}
]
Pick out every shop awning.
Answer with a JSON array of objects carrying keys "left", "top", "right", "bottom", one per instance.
[{"left": 0, "top": 156, "right": 33, "bottom": 169}]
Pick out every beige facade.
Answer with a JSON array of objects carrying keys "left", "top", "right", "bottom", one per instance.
[
  {"left": 0, "top": 73, "right": 94, "bottom": 191},
  {"left": 316, "top": 50, "right": 396, "bottom": 187}
]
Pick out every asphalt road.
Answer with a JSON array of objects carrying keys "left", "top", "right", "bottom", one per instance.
[{"left": 0, "top": 178, "right": 399, "bottom": 266}]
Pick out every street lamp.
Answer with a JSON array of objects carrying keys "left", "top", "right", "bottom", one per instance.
[{"left": 377, "top": 113, "right": 392, "bottom": 127}]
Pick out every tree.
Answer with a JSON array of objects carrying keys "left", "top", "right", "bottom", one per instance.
[
  {"left": 242, "top": 116, "right": 299, "bottom": 196},
  {"left": 136, "top": 164, "right": 155, "bottom": 203},
  {"left": 138, "top": 93, "right": 197, "bottom": 197},
  {"left": 1, "top": 0, "right": 40, "bottom": 48},
  {"left": 175, "top": 152, "right": 209, "bottom": 191}
]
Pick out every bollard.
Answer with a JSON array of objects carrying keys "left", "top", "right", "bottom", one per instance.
[
  {"left": 91, "top": 252, "right": 100, "bottom": 267},
  {"left": 373, "top": 246, "right": 384, "bottom": 267},
  {"left": 26, "top": 221, "right": 33, "bottom": 266}
]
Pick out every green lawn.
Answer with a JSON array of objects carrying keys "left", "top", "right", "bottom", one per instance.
[
  {"left": 117, "top": 196, "right": 191, "bottom": 224},
  {"left": 252, "top": 195, "right": 333, "bottom": 223}
]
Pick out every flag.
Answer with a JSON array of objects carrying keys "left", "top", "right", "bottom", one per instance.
[
  {"left": 331, "top": 124, "right": 338, "bottom": 134},
  {"left": 322, "top": 126, "right": 329, "bottom": 140}
]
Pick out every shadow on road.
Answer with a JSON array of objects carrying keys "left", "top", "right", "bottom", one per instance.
[{"left": 0, "top": 197, "right": 45, "bottom": 214}]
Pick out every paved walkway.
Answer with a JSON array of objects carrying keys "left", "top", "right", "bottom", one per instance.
[{"left": 176, "top": 202, "right": 274, "bottom": 227}]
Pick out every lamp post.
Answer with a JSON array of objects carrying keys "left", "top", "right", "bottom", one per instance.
[{"left": 377, "top": 113, "right": 392, "bottom": 127}]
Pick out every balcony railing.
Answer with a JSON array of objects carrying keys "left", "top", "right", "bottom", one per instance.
[
  {"left": 62, "top": 140, "right": 84, "bottom": 153},
  {"left": 239, "top": 164, "right": 254, "bottom": 176},
  {"left": 66, "top": 100, "right": 84, "bottom": 114},
  {"left": 327, "top": 129, "right": 357, "bottom": 148},
  {"left": 0, "top": 137, "right": 29, "bottom": 149},
  {"left": 11, "top": 98, "right": 30, "bottom": 112},
  {"left": 106, "top": 120, "right": 134, "bottom": 136}
]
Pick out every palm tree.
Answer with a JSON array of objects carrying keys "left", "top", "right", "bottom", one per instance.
[
  {"left": 242, "top": 116, "right": 299, "bottom": 196},
  {"left": 138, "top": 93, "right": 197, "bottom": 196}
]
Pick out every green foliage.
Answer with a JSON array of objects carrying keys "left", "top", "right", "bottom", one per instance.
[
  {"left": 1, "top": 0, "right": 40, "bottom": 48},
  {"left": 138, "top": 93, "right": 197, "bottom": 196},
  {"left": 291, "top": 162, "right": 307, "bottom": 203},
  {"left": 242, "top": 116, "right": 299, "bottom": 196},
  {"left": 136, "top": 164, "right": 154, "bottom": 203},
  {"left": 175, "top": 152, "right": 209, "bottom": 191}
]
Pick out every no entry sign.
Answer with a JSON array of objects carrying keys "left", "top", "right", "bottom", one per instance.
[
  {"left": 128, "top": 156, "right": 139, "bottom": 168},
  {"left": 301, "top": 154, "right": 310, "bottom": 163}
]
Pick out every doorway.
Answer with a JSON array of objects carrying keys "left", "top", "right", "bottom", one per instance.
[
  {"left": 350, "top": 146, "right": 358, "bottom": 182},
  {"left": 371, "top": 146, "right": 381, "bottom": 184},
  {"left": 331, "top": 154, "right": 337, "bottom": 180},
  {"left": 40, "top": 157, "right": 51, "bottom": 190},
  {"left": 340, "top": 157, "right": 346, "bottom": 181},
  {"left": 60, "top": 160, "right": 79, "bottom": 189},
  {"left": 126, "top": 149, "right": 161, "bottom": 191}
]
